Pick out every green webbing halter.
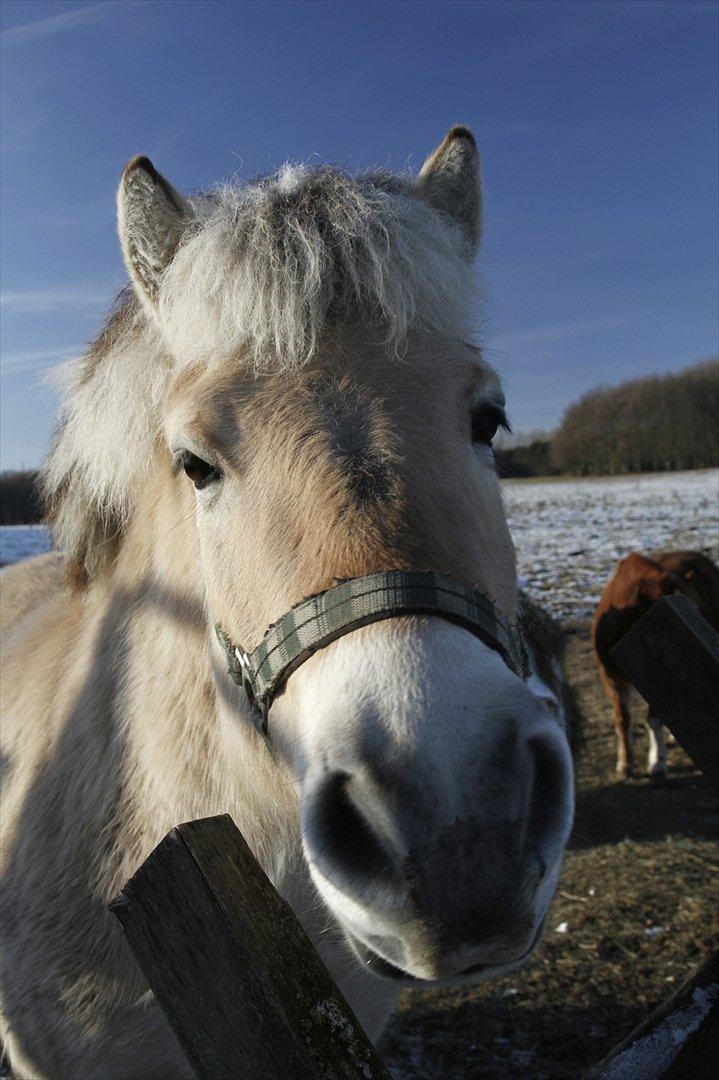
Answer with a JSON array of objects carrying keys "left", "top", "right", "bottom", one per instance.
[{"left": 215, "top": 570, "right": 529, "bottom": 737}]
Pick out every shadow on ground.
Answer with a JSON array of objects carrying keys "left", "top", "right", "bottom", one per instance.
[
  {"left": 570, "top": 772, "right": 719, "bottom": 849},
  {"left": 382, "top": 993, "right": 648, "bottom": 1080}
]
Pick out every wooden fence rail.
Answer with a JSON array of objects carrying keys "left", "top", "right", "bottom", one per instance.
[
  {"left": 586, "top": 950, "right": 719, "bottom": 1079},
  {"left": 109, "top": 814, "right": 390, "bottom": 1080},
  {"left": 610, "top": 593, "right": 719, "bottom": 784}
]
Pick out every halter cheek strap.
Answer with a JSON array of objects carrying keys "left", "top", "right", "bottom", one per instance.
[{"left": 215, "top": 571, "right": 529, "bottom": 737}]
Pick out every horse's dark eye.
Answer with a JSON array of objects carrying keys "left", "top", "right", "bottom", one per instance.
[
  {"left": 472, "top": 406, "right": 506, "bottom": 447},
  {"left": 181, "top": 452, "right": 220, "bottom": 490}
]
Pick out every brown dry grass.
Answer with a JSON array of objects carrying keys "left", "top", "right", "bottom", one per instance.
[{"left": 380, "top": 621, "right": 719, "bottom": 1079}]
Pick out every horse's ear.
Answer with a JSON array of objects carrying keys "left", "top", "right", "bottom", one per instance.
[
  {"left": 415, "top": 126, "right": 482, "bottom": 258},
  {"left": 117, "top": 156, "right": 192, "bottom": 304}
]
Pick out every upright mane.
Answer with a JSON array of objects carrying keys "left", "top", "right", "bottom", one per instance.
[{"left": 42, "top": 160, "right": 479, "bottom": 583}]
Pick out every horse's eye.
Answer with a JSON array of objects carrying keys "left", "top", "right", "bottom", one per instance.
[
  {"left": 472, "top": 406, "right": 507, "bottom": 447},
  {"left": 180, "top": 452, "right": 220, "bottom": 490}
]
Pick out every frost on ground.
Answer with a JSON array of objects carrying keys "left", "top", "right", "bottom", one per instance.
[
  {"left": 504, "top": 469, "right": 718, "bottom": 620},
  {"left": 0, "top": 525, "right": 53, "bottom": 566}
]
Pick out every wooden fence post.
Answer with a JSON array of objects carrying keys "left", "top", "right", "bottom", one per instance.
[
  {"left": 109, "top": 814, "right": 391, "bottom": 1080},
  {"left": 610, "top": 594, "right": 719, "bottom": 783}
]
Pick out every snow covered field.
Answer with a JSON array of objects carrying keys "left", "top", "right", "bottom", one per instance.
[
  {"left": 0, "top": 524, "right": 53, "bottom": 566},
  {"left": 505, "top": 469, "right": 718, "bottom": 619},
  {"left": 2, "top": 470, "right": 717, "bottom": 620}
]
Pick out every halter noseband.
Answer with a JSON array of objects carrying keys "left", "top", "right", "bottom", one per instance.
[{"left": 215, "top": 571, "right": 529, "bottom": 737}]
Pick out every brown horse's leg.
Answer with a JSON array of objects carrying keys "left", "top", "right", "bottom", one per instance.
[
  {"left": 600, "top": 670, "right": 634, "bottom": 779},
  {"left": 645, "top": 707, "right": 667, "bottom": 780}
]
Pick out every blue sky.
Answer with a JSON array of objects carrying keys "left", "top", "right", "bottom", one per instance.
[{"left": 1, "top": 0, "right": 717, "bottom": 469}]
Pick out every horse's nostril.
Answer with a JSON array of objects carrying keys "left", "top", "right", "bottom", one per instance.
[
  {"left": 301, "top": 770, "right": 398, "bottom": 894},
  {"left": 523, "top": 730, "right": 573, "bottom": 860}
]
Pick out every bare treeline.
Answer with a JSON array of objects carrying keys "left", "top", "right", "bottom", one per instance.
[
  {"left": 550, "top": 360, "right": 719, "bottom": 476},
  {"left": 0, "top": 471, "right": 42, "bottom": 525},
  {"left": 494, "top": 440, "right": 558, "bottom": 479}
]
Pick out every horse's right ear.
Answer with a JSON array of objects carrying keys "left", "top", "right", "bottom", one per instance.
[
  {"left": 415, "top": 126, "right": 482, "bottom": 259},
  {"left": 117, "top": 156, "right": 192, "bottom": 304}
]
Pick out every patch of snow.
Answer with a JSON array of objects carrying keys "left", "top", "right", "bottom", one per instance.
[
  {"left": 0, "top": 525, "right": 52, "bottom": 566},
  {"left": 504, "top": 470, "right": 718, "bottom": 620}
]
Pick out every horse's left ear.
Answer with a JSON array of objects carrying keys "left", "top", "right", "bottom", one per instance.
[
  {"left": 117, "top": 156, "right": 193, "bottom": 305},
  {"left": 415, "top": 126, "right": 482, "bottom": 259}
]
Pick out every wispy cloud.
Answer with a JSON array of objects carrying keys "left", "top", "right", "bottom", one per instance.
[
  {"left": 1, "top": 1, "right": 122, "bottom": 47},
  {"left": 0, "top": 346, "right": 77, "bottom": 374},
  {"left": 1, "top": 283, "right": 116, "bottom": 314},
  {"left": 491, "top": 319, "right": 633, "bottom": 352}
]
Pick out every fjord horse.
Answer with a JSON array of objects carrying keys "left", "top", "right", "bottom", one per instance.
[{"left": 1, "top": 129, "right": 573, "bottom": 1078}]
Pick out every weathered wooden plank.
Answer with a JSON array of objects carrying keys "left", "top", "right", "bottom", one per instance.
[
  {"left": 109, "top": 814, "right": 391, "bottom": 1080},
  {"left": 586, "top": 950, "right": 719, "bottom": 1079},
  {"left": 610, "top": 595, "right": 719, "bottom": 781}
]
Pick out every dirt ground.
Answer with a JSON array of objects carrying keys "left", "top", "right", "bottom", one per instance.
[{"left": 380, "top": 621, "right": 718, "bottom": 1079}]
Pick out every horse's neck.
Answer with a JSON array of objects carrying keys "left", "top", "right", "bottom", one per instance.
[{"left": 105, "top": 461, "right": 301, "bottom": 884}]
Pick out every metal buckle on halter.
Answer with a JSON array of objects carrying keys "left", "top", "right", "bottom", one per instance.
[
  {"left": 234, "top": 645, "right": 254, "bottom": 701},
  {"left": 234, "top": 646, "right": 268, "bottom": 736}
]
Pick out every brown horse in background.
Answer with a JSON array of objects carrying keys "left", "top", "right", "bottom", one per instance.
[{"left": 592, "top": 549, "right": 719, "bottom": 779}]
